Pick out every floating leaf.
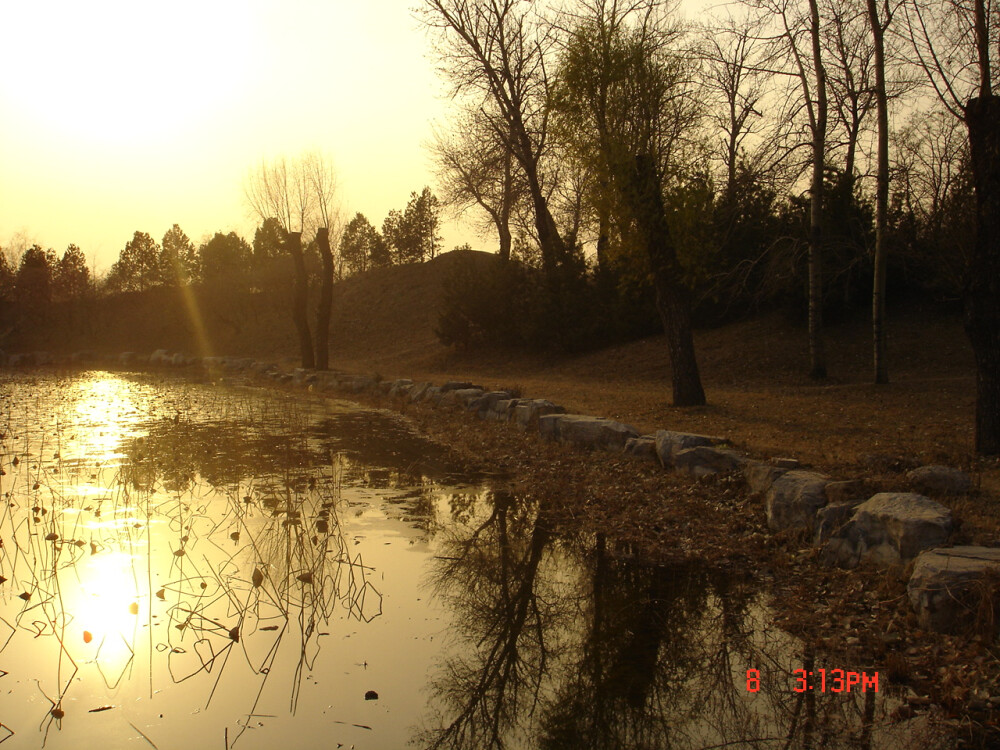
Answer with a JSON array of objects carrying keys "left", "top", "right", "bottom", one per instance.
[
  {"left": 156, "top": 589, "right": 165, "bottom": 600},
  {"left": 261, "top": 625, "right": 279, "bottom": 631},
  {"left": 11, "top": 457, "right": 18, "bottom": 466},
  {"left": 252, "top": 568, "right": 264, "bottom": 588},
  {"left": 297, "top": 572, "right": 314, "bottom": 584},
  {"left": 129, "top": 602, "right": 139, "bottom": 615},
  {"left": 364, "top": 690, "right": 379, "bottom": 701},
  {"left": 199, "top": 581, "right": 207, "bottom": 590},
  {"left": 32, "top": 482, "right": 39, "bottom": 490},
  {"left": 74, "top": 540, "right": 85, "bottom": 547},
  {"left": 173, "top": 549, "right": 185, "bottom": 557},
  {"left": 228, "top": 626, "right": 240, "bottom": 643},
  {"left": 181, "top": 535, "right": 189, "bottom": 543},
  {"left": 83, "top": 631, "right": 93, "bottom": 644},
  {"left": 0, "top": 576, "right": 6, "bottom": 584},
  {"left": 45, "top": 532, "right": 58, "bottom": 541},
  {"left": 88, "top": 705, "right": 114, "bottom": 713},
  {"left": 90, "top": 542, "right": 98, "bottom": 555},
  {"left": 229, "top": 531, "right": 240, "bottom": 542},
  {"left": 18, "top": 592, "right": 30, "bottom": 601}
]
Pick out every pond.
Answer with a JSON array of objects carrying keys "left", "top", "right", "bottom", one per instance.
[{"left": 0, "top": 371, "right": 950, "bottom": 749}]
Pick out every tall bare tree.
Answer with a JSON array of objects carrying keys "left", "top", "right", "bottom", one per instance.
[
  {"left": 753, "top": 0, "right": 831, "bottom": 379},
  {"left": 903, "top": 0, "right": 1000, "bottom": 454},
  {"left": 429, "top": 109, "right": 524, "bottom": 262},
  {"left": 303, "top": 151, "right": 343, "bottom": 370},
  {"left": 245, "top": 157, "right": 316, "bottom": 369},
  {"left": 419, "top": 0, "right": 577, "bottom": 285},
  {"left": 866, "top": 0, "right": 892, "bottom": 383}
]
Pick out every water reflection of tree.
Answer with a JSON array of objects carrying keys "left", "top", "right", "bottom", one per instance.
[
  {"left": 419, "top": 490, "right": 555, "bottom": 749},
  {"left": 418, "top": 490, "right": 918, "bottom": 750}
]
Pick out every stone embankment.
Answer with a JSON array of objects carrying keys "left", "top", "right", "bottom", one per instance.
[{"left": 2, "top": 347, "right": 997, "bottom": 636}]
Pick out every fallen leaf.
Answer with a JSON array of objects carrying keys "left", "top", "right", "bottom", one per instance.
[
  {"left": 156, "top": 589, "right": 165, "bottom": 600},
  {"left": 228, "top": 626, "right": 239, "bottom": 643},
  {"left": 83, "top": 631, "right": 93, "bottom": 643},
  {"left": 129, "top": 602, "right": 139, "bottom": 615},
  {"left": 252, "top": 568, "right": 264, "bottom": 588}
]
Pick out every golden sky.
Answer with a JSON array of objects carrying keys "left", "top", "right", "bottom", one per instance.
[{"left": 0, "top": 0, "right": 458, "bottom": 271}]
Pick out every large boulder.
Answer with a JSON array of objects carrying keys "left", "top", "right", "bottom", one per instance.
[
  {"left": 439, "top": 387, "right": 485, "bottom": 408},
  {"left": 907, "top": 546, "right": 1000, "bottom": 633},
  {"left": 624, "top": 435, "right": 657, "bottom": 460},
  {"left": 512, "top": 399, "right": 564, "bottom": 428},
  {"left": 409, "top": 382, "right": 433, "bottom": 402},
  {"left": 672, "top": 445, "right": 745, "bottom": 477},
  {"left": 388, "top": 379, "right": 414, "bottom": 398},
  {"left": 821, "top": 492, "right": 953, "bottom": 568},
  {"left": 150, "top": 348, "right": 172, "bottom": 366},
  {"left": 467, "top": 391, "right": 514, "bottom": 419},
  {"left": 907, "top": 465, "right": 973, "bottom": 496},
  {"left": 654, "top": 431, "right": 727, "bottom": 468},
  {"left": 765, "top": 470, "right": 829, "bottom": 532},
  {"left": 538, "top": 414, "right": 639, "bottom": 452},
  {"left": 742, "top": 461, "right": 789, "bottom": 494}
]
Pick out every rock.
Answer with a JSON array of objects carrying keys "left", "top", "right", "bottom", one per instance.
[
  {"left": 489, "top": 398, "right": 525, "bottom": 421},
  {"left": 0, "top": 349, "right": 6, "bottom": 366},
  {"left": 388, "top": 379, "right": 414, "bottom": 398},
  {"left": 538, "top": 414, "right": 639, "bottom": 451},
  {"left": 821, "top": 492, "right": 953, "bottom": 568},
  {"left": 907, "top": 546, "right": 1000, "bottom": 633},
  {"left": 825, "top": 480, "right": 867, "bottom": 505},
  {"left": 672, "top": 445, "right": 745, "bottom": 477},
  {"left": 512, "top": 399, "right": 564, "bottom": 428},
  {"left": 773, "top": 457, "right": 801, "bottom": 469},
  {"left": 409, "top": 382, "right": 433, "bottom": 402},
  {"left": 119, "top": 352, "right": 136, "bottom": 366},
  {"left": 171, "top": 352, "right": 187, "bottom": 367},
  {"left": 765, "top": 470, "right": 829, "bottom": 533},
  {"left": 654, "top": 431, "right": 727, "bottom": 468},
  {"left": 439, "top": 387, "right": 484, "bottom": 408},
  {"left": 743, "top": 461, "right": 788, "bottom": 494},
  {"left": 467, "top": 391, "right": 514, "bottom": 419},
  {"left": 813, "top": 499, "right": 864, "bottom": 544},
  {"left": 150, "top": 349, "right": 171, "bottom": 366},
  {"left": 440, "top": 381, "right": 477, "bottom": 392},
  {"left": 350, "top": 376, "right": 377, "bottom": 393},
  {"left": 624, "top": 435, "right": 657, "bottom": 459},
  {"left": 907, "top": 465, "right": 973, "bottom": 495}
]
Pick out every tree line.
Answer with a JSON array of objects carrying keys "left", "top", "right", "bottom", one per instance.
[{"left": 420, "top": 0, "right": 1000, "bottom": 455}]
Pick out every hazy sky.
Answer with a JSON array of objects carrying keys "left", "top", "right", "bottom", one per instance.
[{"left": 0, "top": 0, "right": 466, "bottom": 272}]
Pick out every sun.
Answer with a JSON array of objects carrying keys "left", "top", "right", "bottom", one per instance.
[{"left": 0, "top": 1, "right": 257, "bottom": 150}]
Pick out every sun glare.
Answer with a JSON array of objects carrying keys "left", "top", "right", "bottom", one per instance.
[{"left": 2, "top": 2, "right": 256, "bottom": 150}]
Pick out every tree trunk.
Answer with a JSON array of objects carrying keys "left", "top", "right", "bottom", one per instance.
[
  {"left": 631, "top": 155, "right": 706, "bottom": 407},
  {"left": 807, "top": 0, "right": 828, "bottom": 381},
  {"left": 965, "top": 95, "right": 1000, "bottom": 456},
  {"left": 314, "top": 227, "right": 334, "bottom": 371},
  {"left": 868, "top": 0, "right": 889, "bottom": 385},
  {"left": 285, "top": 231, "right": 315, "bottom": 369}
]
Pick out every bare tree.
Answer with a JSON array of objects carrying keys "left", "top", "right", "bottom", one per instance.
[
  {"left": 866, "top": 0, "right": 892, "bottom": 383},
  {"left": 245, "top": 157, "right": 316, "bottom": 369},
  {"left": 419, "top": 0, "right": 577, "bottom": 285},
  {"left": 902, "top": 0, "right": 1000, "bottom": 454},
  {"left": 303, "top": 151, "right": 343, "bottom": 370},
  {"left": 429, "top": 109, "right": 524, "bottom": 262},
  {"left": 751, "top": 0, "right": 832, "bottom": 379}
]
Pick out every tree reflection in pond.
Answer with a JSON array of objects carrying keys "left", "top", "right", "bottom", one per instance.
[{"left": 419, "top": 490, "right": 951, "bottom": 750}]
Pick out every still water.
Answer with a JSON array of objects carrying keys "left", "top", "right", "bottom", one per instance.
[{"left": 0, "top": 372, "right": 947, "bottom": 749}]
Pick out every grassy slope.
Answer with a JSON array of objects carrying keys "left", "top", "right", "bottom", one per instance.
[{"left": 323, "top": 251, "right": 979, "bottom": 474}]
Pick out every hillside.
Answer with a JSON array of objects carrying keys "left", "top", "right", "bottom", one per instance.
[{"left": 9, "top": 248, "right": 986, "bottom": 482}]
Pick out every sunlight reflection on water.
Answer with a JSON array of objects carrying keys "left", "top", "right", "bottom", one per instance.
[{"left": 0, "top": 371, "right": 956, "bottom": 750}]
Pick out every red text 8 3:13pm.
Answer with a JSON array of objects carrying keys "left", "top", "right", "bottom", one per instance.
[{"left": 746, "top": 669, "right": 880, "bottom": 693}]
